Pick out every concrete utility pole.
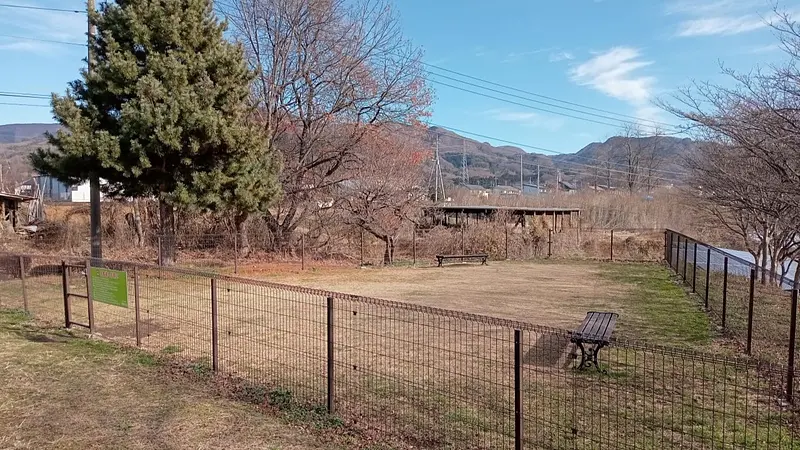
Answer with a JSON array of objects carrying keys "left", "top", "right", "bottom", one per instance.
[
  {"left": 88, "top": 0, "right": 102, "bottom": 260},
  {"left": 555, "top": 169, "right": 560, "bottom": 194},
  {"left": 461, "top": 139, "right": 468, "bottom": 184},
  {"left": 537, "top": 164, "right": 540, "bottom": 194},
  {"left": 520, "top": 154, "right": 523, "bottom": 191}
]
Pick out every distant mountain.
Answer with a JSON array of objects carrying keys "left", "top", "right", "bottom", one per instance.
[
  {"left": 0, "top": 123, "right": 59, "bottom": 144},
  {"left": 428, "top": 127, "right": 696, "bottom": 188},
  {"left": 0, "top": 122, "right": 696, "bottom": 190}
]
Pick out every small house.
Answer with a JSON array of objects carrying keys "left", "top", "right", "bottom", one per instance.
[{"left": 493, "top": 185, "right": 521, "bottom": 196}]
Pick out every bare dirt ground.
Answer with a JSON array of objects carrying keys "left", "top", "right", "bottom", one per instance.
[{"left": 240, "top": 260, "right": 629, "bottom": 330}]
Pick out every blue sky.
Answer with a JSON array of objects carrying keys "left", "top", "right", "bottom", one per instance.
[{"left": 0, "top": 0, "right": 795, "bottom": 153}]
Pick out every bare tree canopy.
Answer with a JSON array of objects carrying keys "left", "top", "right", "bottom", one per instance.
[
  {"left": 222, "top": 0, "right": 432, "bottom": 249},
  {"left": 662, "top": 9, "right": 800, "bottom": 284}
]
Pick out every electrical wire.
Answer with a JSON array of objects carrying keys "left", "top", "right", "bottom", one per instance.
[
  {"left": 428, "top": 123, "right": 688, "bottom": 180},
  {"left": 0, "top": 33, "right": 84, "bottom": 47},
  {"left": 418, "top": 58, "right": 678, "bottom": 129},
  {"left": 428, "top": 71, "right": 681, "bottom": 133},
  {"left": 0, "top": 101, "right": 50, "bottom": 108},
  {"left": 0, "top": 3, "right": 82, "bottom": 13}
]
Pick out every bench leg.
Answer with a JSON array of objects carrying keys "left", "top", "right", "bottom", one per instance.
[{"left": 575, "top": 341, "right": 604, "bottom": 371}]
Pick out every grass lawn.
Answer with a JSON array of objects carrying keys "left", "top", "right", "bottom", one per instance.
[{"left": 0, "top": 309, "right": 343, "bottom": 450}]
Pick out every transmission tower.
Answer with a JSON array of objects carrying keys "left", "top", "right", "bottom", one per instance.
[
  {"left": 428, "top": 135, "right": 447, "bottom": 203},
  {"left": 461, "top": 140, "right": 469, "bottom": 184}
]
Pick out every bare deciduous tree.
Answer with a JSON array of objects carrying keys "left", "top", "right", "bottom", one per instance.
[
  {"left": 224, "top": 0, "right": 432, "bottom": 250},
  {"left": 337, "top": 126, "right": 429, "bottom": 264}
]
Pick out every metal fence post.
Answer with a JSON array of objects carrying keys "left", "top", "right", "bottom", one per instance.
[
  {"left": 412, "top": 226, "right": 417, "bottom": 266},
  {"left": 514, "top": 329, "right": 522, "bottom": 450},
  {"left": 548, "top": 229, "right": 552, "bottom": 258},
  {"left": 692, "top": 243, "right": 698, "bottom": 293},
  {"left": 461, "top": 224, "right": 465, "bottom": 254},
  {"left": 327, "top": 296, "right": 335, "bottom": 414},
  {"left": 683, "top": 238, "right": 688, "bottom": 281},
  {"left": 18, "top": 255, "right": 28, "bottom": 312},
  {"left": 134, "top": 266, "right": 141, "bottom": 347},
  {"left": 211, "top": 278, "right": 219, "bottom": 372},
  {"left": 664, "top": 231, "right": 668, "bottom": 263},
  {"left": 301, "top": 234, "right": 306, "bottom": 270},
  {"left": 747, "top": 268, "right": 756, "bottom": 355},
  {"left": 157, "top": 235, "right": 163, "bottom": 266},
  {"left": 85, "top": 259, "right": 95, "bottom": 334},
  {"left": 505, "top": 226, "right": 509, "bottom": 260},
  {"left": 722, "top": 257, "right": 729, "bottom": 329},
  {"left": 233, "top": 234, "right": 238, "bottom": 274},
  {"left": 675, "top": 235, "right": 680, "bottom": 272},
  {"left": 787, "top": 289, "right": 798, "bottom": 404},
  {"left": 360, "top": 229, "right": 364, "bottom": 267},
  {"left": 610, "top": 230, "right": 614, "bottom": 261},
  {"left": 704, "top": 248, "right": 711, "bottom": 309},
  {"left": 61, "top": 260, "right": 71, "bottom": 328}
]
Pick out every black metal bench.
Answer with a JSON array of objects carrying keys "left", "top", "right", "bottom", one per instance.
[
  {"left": 435, "top": 254, "right": 488, "bottom": 267},
  {"left": 570, "top": 311, "right": 618, "bottom": 370}
]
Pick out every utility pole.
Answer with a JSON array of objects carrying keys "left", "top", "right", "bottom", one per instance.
[
  {"left": 461, "top": 139, "right": 468, "bottom": 184},
  {"left": 555, "top": 169, "right": 560, "bottom": 194},
  {"left": 88, "top": 0, "right": 102, "bottom": 260},
  {"left": 520, "top": 154, "right": 524, "bottom": 191},
  {"left": 536, "top": 164, "right": 540, "bottom": 194}
]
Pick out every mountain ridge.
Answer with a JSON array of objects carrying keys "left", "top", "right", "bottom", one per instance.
[{"left": 0, "top": 123, "right": 694, "bottom": 189}]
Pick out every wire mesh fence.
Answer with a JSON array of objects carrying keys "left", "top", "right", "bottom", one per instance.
[
  {"left": 666, "top": 229, "right": 800, "bottom": 404},
  {"left": 142, "top": 226, "right": 664, "bottom": 271},
  {"left": 1, "top": 250, "right": 799, "bottom": 448}
]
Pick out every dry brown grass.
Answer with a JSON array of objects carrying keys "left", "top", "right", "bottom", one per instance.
[
  {"left": 0, "top": 309, "right": 333, "bottom": 450},
  {"left": 2, "top": 256, "right": 799, "bottom": 448}
]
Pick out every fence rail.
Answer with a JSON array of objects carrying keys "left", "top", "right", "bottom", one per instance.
[
  {"left": 141, "top": 226, "right": 665, "bottom": 272},
  {"left": 1, "top": 251, "right": 798, "bottom": 448}
]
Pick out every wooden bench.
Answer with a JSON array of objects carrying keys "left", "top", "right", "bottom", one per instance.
[
  {"left": 435, "top": 254, "right": 488, "bottom": 267},
  {"left": 570, "top": 311, "right": 618, "bottom": 371}
]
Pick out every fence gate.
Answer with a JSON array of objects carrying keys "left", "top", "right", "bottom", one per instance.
[{"left": 61, "top": 261, "right": 93, "bottom": 331}]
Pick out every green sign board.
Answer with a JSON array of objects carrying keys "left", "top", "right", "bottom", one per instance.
[{"left": 90, "top": 267, "right": 129, "bottom": 308}]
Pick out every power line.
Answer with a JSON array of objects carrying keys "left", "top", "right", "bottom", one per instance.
[
  {"left": 428, "top": 123, "right": 687, "bottom": 180},
  {"left": 419, "top": 58, "right": 678, "bottom": 129},
  {"left": 0, "top": 101, "right": 50, "bottom": 108},
  {"left": 0, "top": 91, "right": 51, "bottom": 100},
  {"left": 0, "top": 33, "right": 85, "bottom": 47},
  {"left": 429, "top": 80, "right": 627, "bottom": 129},
  {"left": 0, "top": 3, "right": 83, "bottom": 13},
  {"left": 428, "top": 72, "right": 681, "bottom": 133}
]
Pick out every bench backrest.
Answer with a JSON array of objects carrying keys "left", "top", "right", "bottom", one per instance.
[{"left": 574, "top": 311, "right": 618, "bottom": 343}]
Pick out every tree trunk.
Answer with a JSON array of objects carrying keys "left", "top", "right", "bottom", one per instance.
[
  {"left": 382, "top": 235, "right": 395, "bottom": 265},
  {"left": 159, "top": 198, "right": 176, "bottom": 266},
  {"left": 235, "top": 212, "right": 251, "bottom": 257},
  {"left": 760, "top": 229, "right": 769, "bottom": 285},
  {"left": 132, "top": 198, "right": 144, "bottom": 248}
]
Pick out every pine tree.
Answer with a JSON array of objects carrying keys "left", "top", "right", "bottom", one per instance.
[{"left": 31, "top": 0, "right": 280, "bottom": 263}]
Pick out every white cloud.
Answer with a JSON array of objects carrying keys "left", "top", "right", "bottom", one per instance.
[
  {"left": 745, "top": 43, "right": 782, "bottom": 54},
  {"left": 0, "top": 4, "right": 86, "bottom": 46},
  {"left": 676, "top": 15, "right": 766, "bottom": 37},
  {"left": 664, "top": 0, "right": 754, "bottom": 16},
  {"left": 501, "top": 47, "right": 557, "bottom": 63},
  {"left": 549, "top": 51, "right": 574, "bottom": 62},
  {"left": 484, "top": 108, "right": 565, "bottom": 132},
  {"left": 570, "top": 47, "right": 655, "bottom": 105}
]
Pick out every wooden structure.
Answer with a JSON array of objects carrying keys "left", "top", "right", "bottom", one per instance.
[
  {"left": 570, "top": 311, "right": 618, "bottom": 370},
  {"left": 435, "top": 253, "right": 488, "bottom": 267},
  {"left": 0, "top": 192, "right": 35, "bottom": 230},
  {"left": 423, "top": 205, "right": 581, "bottom": 232}
]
